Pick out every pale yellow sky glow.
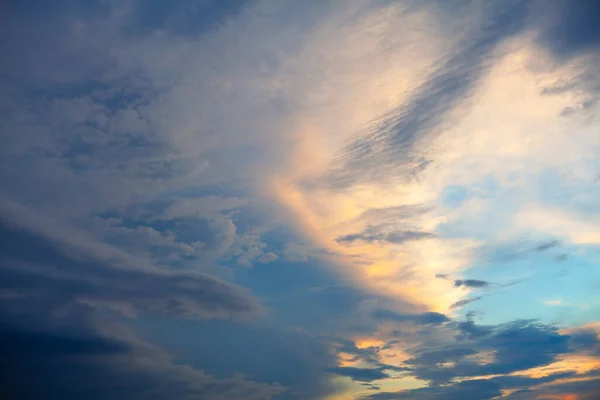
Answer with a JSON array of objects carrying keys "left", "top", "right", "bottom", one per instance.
[{"left": 268, "top": 36, "right": 590, "bottom": 314}]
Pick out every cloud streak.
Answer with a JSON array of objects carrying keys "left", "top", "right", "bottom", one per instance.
[
  {"left": 0, "top": 220, "right": 262, "bottom": 320},
  {"left": 453, "top": 279, "right": 490, "bottom": 289}
]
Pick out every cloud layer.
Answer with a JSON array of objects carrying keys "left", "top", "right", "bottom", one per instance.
[{"left": 1, "top": 0, "right": 600, "bottom": 399}]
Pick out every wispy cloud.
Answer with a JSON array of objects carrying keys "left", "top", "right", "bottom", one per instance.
[
  {"left": 450, "top": 296, "right": 483, "bottom": 309},
  {"left": 454, "top": 279, "right": 490, "bottom": 289}
]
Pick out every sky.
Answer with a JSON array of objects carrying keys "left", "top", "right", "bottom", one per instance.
[{"left": 1, "top": 0, "right": 600, "bottom": 399}]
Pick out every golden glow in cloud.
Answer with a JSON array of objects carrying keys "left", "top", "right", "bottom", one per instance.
[
  {"left": 265, "top": 24, "right": 599, "bottom": 318},
  {"left": 260, "top": 5, "right": 600, "bottom": 396}
]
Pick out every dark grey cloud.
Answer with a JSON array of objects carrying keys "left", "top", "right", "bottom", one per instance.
[
  {"left": 325, "top": 336, "right": 382, "bottom": 365},
  {"left": 372, "top": 309, "right": 450, "bottom": 326},
  {"left": 341, "top": 316, "right": 580, "bottom": 399},
  {"left": 0, "top": 213, "right": 347, "bottom": 399},
  {"left": 90, "top": 194, "right": 277, "bottom": 272},
  {"left": 0, "top": 215, "right": 344, "bottom": 400},
  {"left": 362, "top": 383, "right": 381, "bottom": 391},
  {"left": 531, "top": 240, "right": 560, "bottom": 252},
  {"left": 125, "top": 0, "right": 256, "bottom": 38},
  {"left": 407, "top": 346, "right": 478, "bottom": 366},
  {"left": 533, "top": 0, "right": 600, "bottom": 118},
  {"left": 569, "top": 328, "right": 600, "bottom": 357},
  {"left": 361, "top": 371, "right": 578, "bottom": 400},
  {"left": 360, "top": 317, "right": 592, "bottom": 399},
  {"left": 503, "top": 368, "right": 600, "bottom": 400},
  {"left": 453, "top": 279, "right": 490, "bottom": 289},
  {"left": 450, "top": 296, "right": 482, "bottom": 309},
  {"left": 479, "top": 239, "right": 562, "bottom": 263},
  {"left": 0, "top": 222, "right": 262, "bottom": 320},
  {"left": 403, "top": 320, "right": 571, "bottom": 384},
  {"left": 326, "top": 367, "right": 390, "bottom": 382},
  {"left": 336, "top": 230, "right": 435, "bottom": 245},
  {"left": 0, "top": 0, "right": 297, "bottom": 223},
  {"left": 362, "top": 377, "right": 503, "bottom": 400},
  {"left": 0, "top": 1, "right": 108, "bottom": 86},
  {"left": 473, "top": 321, "right": 570, "bottom": 374},
  {"left": 138, "top": 318, "right": 341, "bottom": 400},
  {"left": 535, "top": 0, "right": 600, "bottom": 60},
  {"left": 454, "top": 319, "right": 494, "bottom": 340},
  {"left": 0, "top": 317, "right": 284, "bottom": 400},
  {"left": 323, "top": 336, "right": 414, "bottom": 377},
  {"left": 0, "top": 327, "right": 129, "bottom": 358},
  {"left": 555, "top": 253, "right": 569, "bottom": 262}
]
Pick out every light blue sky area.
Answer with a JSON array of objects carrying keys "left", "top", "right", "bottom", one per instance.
[
  {"left": 437, "top": 173, "right": 600, "bottom": 327},
  {"left": 453, "top": 249, "right": 600, "bottom": 327}
]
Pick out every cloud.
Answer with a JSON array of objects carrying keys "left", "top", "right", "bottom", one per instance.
[
  {"left": 372, "top": 309, "right": 450, "bottom": 326},
  {"left": 2, "top": 1, "right": 600, "bottom": 399},
  {"left": 163, "top": 196, "right": 248, "bottom": 219},
  {"left": 335, "top": 230, "right": 435, "bottom": 245},
  {"left": 401, "top": 319, "right": 571, "bottom": 385},
  {"left": 326, "top": 367, "right": 390, "bottom": 382},
  {"left": 361, "top": 377, "right": 503, "bottom": 400},
  {"left": 503, "top": 368, "right": 600, "bottom": 399},
  {"left": 454, "top": 319, "right": 494, "bottom": 340},
  {"left": 453, "top": 279, "right": 490, "bottom": 289},
  {"left": 326, "top": 0, "right": 530, "bottom": 187},
  {"left": 124, "top": 0, "right": 256, "bottom": 38},
  {"left": 361, "top": 371, "right": 579, "bottom": 400},
  {"left": 360, "top": 318, "right": 597, "bottom": 399},
  {"left": 138, "top": 318, "right": 341, "bottom": 400},
  {"left": 333, "top": 205, "right": 436, "bottom": 246},
  {"left": 535, "top": 0, "right": 600, "bottom": 60},
  {"left": 450, "top": 296, "right": 482, "bottom": 309},
  {"left": 532, "top": 239, "right": 560, "bottom": 252},
  {"left": 533, "top": 0, "right": 600, "bottom": 121},
  {"left": 570, "top": 328, "right": 600, "bottom": 357},
  {"left": 0, "top": 317, "right": 284, "bottom": 400},
  {"left": 482, "top": 239, "right": 563, "bottom": 263},
  {"left": 0, "top": 222, "right": 262, "bottom": 320},
  {"left": 0, "top": 213, "right": 342, "bottom": 399}
]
